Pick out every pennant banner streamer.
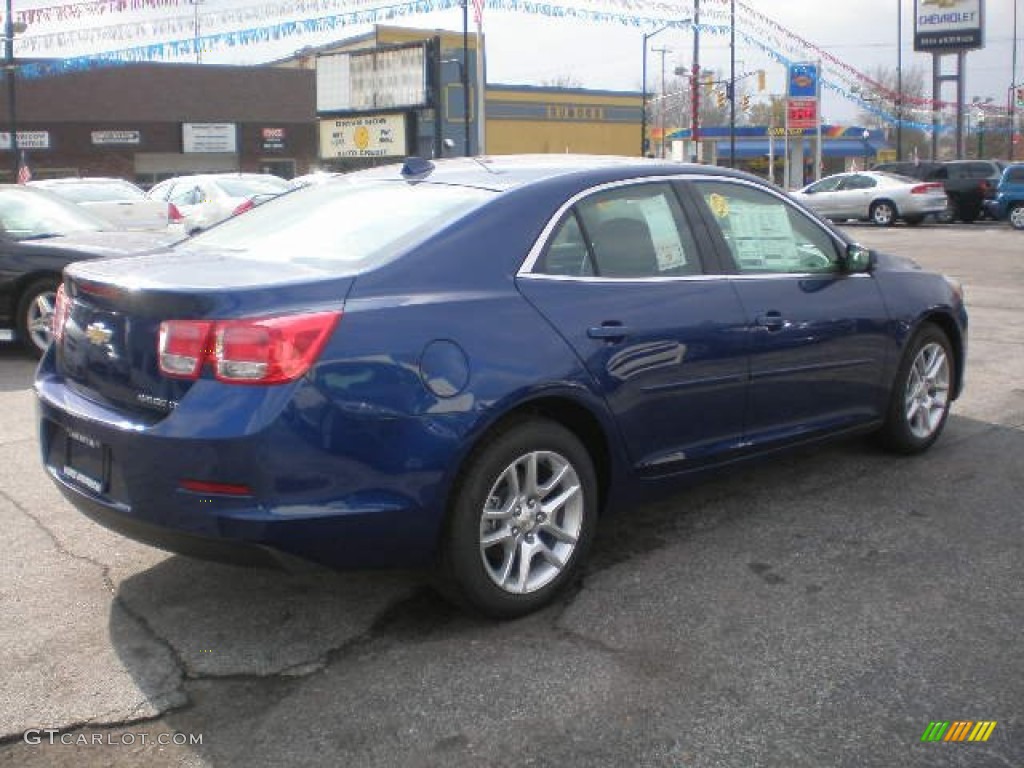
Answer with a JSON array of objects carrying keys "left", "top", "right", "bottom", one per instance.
[{"left": 13, "top": 0, "right": 996, "bottom": 130}]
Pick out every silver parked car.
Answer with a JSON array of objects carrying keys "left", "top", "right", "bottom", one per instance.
[
  {"left": 792, "top": 171, "right": 948, "bottom": 226},
  {"left": 29, "top": 177, "right": 181, "bottom": 233},
  {"left": 146, "top": 173, "right": 291, "bottom": 234}
]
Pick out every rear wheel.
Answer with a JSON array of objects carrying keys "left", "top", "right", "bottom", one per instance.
[
  {"left": 16, "top": 278, "right": 59, "bottom": 357},
  {"left": 437, "top": 419, "right": 598, "bottom": 619},
  {"left": 1008, "top": 202, "right": 1024, "bottom": 230},
  {"left": 870, "top": 200, "right": 897, "bottom": 227},
  {"left": 877, "top": 325, "right": 953, "bottom": 454}
]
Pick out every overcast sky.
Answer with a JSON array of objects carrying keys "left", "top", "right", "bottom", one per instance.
[{"left": 15, "top": 0, "right": 1022, "bottom": 124}]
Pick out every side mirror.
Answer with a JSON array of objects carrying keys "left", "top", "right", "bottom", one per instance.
[{"left": 844, "top": 243, "right": 874, "bottom": 273}]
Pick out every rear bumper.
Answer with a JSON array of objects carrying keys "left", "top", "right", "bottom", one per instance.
[{"left": 35, "top": 350, "right": 452, "bottom": 571}]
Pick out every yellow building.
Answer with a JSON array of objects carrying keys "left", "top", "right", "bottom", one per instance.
[{"left": 485, "top": 85, "right": 642, "bottom": 156}]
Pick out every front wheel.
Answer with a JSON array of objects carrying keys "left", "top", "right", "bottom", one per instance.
[
  {"left": 438, "top": 419, "right": 598, "bottom": 619},
  {"left": 16, "top": 278, "right": 59, "bottom": 357},
  {"left": 1008, "top": 202, "right": 1024, "bottom": 230},
  {"left": 877, "top": 325, "right": 954, "bottom": 454},
  {"left": 870, "top": 200, "right": 897, "bottom": 226}
]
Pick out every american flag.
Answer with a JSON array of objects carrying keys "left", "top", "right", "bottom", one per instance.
[
  {"left": 471, "top": 0, "right": 484, "bottom": 26},
  {"left": 16, "top": 161, "right": 31, "bottom": 185}
]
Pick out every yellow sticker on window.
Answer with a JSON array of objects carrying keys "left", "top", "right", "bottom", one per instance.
[{"left": 708, "top": 193, "right": 729, "bottom": 218}]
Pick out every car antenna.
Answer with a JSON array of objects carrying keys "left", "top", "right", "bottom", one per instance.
[{"left": 401, "top": 157, "right": 435, "bottom": 179}]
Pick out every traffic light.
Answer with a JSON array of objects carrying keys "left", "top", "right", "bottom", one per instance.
[
  {"left": 742, "top": 95, "right": 751, "bottom": 111},
  {"left": 1018, "top": 87, "right": 1024, "bottom": 108},
  {"left": 716, "top": 90, "right": 728, "bottom": 108},
  {"left": 703, "top": 74, "right": 714, "bottom": 93}
]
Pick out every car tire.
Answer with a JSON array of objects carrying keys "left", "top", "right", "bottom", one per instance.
[
  {"left": 437, "top": 418, "right": 598, "bottom": 619},
  {"left": 16, "top": 278, "right": 59, "bottom": 357},
  {"left": 903, "top": 215, "right": 924, "bottom": 226},
  {"left": 935, "top": 198, "right": 958, "bottom": 224},
  {"left": 1008, "top": 202, "right": 1024, "bottom": 230},
  {"left": 959, "top": 201, "right": 980, "bottom": 223},
  {"left": 877, "top": 324, "right": 954, "bottom": 455},
  {"left": 869, "top": 200, "right": 897, "bottom": 227}
]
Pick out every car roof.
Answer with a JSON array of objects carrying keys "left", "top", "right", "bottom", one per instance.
[
  {"left": 30, "top": 177, "right": 135, "bottom": 185},
  {"left": 344, "top": 154, "right": 759, "bottom": 193}
]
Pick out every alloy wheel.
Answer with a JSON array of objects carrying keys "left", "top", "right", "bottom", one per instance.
[
  {"left": 903, "top": 341, "right": 951, "bottom": 440},
  {"left": 478, "top": 449, "right": 584, "bottom": 595}
]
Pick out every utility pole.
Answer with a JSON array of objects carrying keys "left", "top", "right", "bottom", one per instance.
[
  {"left": 4, "top": 0, "right": 19, "bottom": 179},
  {"left": 896, "top": 0, "right": 902, "bottom": 161},
  {"left": 729, "top": 0, "right": 736, "bottom": 168},
  {"left": 1012, "top": 0, "right": 1019, "bottom": 161},
  {"left": 653, "top": 46, "right": 671, "bottom": 158},
  {"left": 462, "top": 0, "right": 471, "bottom": 156},
  {"left": 641, "top": 25, "right": 670, "bottom": 157}
]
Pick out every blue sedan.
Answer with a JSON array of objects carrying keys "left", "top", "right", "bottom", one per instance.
[{"left": 36, "top": 156, "right": 967, "bottom": 618}]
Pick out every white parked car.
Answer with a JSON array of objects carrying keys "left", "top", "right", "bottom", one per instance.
[
  {"left": 792, "top": 171, "right": 948, "bottom": 226},
  {"left": 146, "top": 173, "right": 291, "bottom": 234},
  {"left": 29, "top": 177, "right": 182, "bottom": 233}
]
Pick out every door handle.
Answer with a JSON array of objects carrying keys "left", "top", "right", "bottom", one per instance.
[
  {"left": 587, "top": 323, "right": 631, "bottom": 341},
  {"left": 755, "top": 311, "right": 785, "bottom": 331}
]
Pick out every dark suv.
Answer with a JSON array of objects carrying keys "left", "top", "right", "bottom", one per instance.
[{"left": 873, "top": 159, "right": 1004, "bottom": 223}]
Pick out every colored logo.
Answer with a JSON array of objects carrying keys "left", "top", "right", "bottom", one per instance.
[
  {"left": 788, "top": 64, "right": 818, "bottom": 99},
  {"left": 354, "top": 126, "right": 370, "bottom": 151},
  {"left": 85, "top": 322, "right": 113, "bottom": 347},
  {"left": 921, "top": 721, "right": 997, "bottom": 742}
]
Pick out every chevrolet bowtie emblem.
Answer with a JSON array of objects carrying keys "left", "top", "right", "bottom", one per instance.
[{"left": 85, "top": 322, "right": 113, "bottom": 346}]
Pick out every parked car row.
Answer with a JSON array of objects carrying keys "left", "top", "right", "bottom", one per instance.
[
  {"left": 792, "top": 171, "right": 948, "bottom": 226},
  {"left": 1, "top": 172, "right": 294, "bottom": 355},
  {"left": 871, "top": 159, "right": 1005, "bottom": 224}
]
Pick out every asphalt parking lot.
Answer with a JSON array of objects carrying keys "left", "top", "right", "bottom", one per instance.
[{"left": 0, "top": 221, "right": 1021, "bottom": 767}]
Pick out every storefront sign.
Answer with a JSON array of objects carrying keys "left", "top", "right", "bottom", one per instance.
[
  {"left": 0, "top": 131, "right": 50, "bottom": 150},
  {"left": 91, "top": 130, "right": 141, "bottom": 145},
  {"left": 183, "top": 123, "right": 237, "bottom": 153},
  {"left": 261, "top": 127, "right": 286, "bottom": 150},
  {"left": 319, "top": 114, "right": 407, "bottom": 159}
]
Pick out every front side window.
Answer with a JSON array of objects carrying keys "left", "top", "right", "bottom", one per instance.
[
  {"left": 538, "top": 182, "right": 701, "bottom": 278},
  {"left": 694, "top": 181, "right": 840, "bottom": 274}
]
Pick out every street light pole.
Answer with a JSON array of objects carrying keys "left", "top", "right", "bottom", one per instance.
[
  {"left": 641, "top": 25, "right": 670, "bottom": 157},
  {"left": 653, "top": 45, "right": 671, "bottom": 158},
  {"left": 462, "top": 0, "right": 471, "bottom": 156},
  {"left": 862, "top": 129, "right": 870, "bottom": 171},
  {"left": 1012, "top": 0, "right": 1019, "bottom": 161}
]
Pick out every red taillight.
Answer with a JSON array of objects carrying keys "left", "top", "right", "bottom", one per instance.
[
  {"left": 232, "top": 199, "right": 255, "bottom": 217},
  {"left": 910, "top": 183, "right": 944, "bottom": 194},
  {"left": 168, "top": 202, "right": 184, "bottom": 222},
  {"left": 52, "top": 284, "right": 70, "bottom": 342},
  {"left": 158, "top": 312, "right": 340, "bottom": 384},
  {"left": 158, "top": 320, "right": 214, "bottom": 379}
]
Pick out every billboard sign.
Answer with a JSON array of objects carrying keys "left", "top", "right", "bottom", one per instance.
[
  {"left": 316, "top": 43, "right": 428, "bottom": 113},
  {"left": 914, "top": 0, "right": 984, "bottom": 52},
  {"left": 319, "top": 114, "right": 408, "bottom": 159}
]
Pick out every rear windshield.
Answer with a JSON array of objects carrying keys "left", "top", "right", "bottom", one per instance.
[
  {"left": 188, "top": 179, "right": 495, "bottom": 269},
  {"left": 216, "top": 176, "right": 291, "bottom": 197}
]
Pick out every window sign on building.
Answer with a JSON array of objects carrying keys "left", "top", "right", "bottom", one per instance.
[
  {"left": 183, "top": 123, "right": 238, "bottom": 153},
  {"left": 91, "top": 131, "right": 141, "bottom": 145},
  {"left": 0, "top": 131, "right": 50, "bottom": 150}
]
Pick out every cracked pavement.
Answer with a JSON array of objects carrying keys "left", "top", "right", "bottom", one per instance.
[{"left": 0, "top": 224, "right": 1022, "bottom": 767}]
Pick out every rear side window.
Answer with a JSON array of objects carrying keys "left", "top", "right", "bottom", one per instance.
[
  {"left": 537, "top": 182, "right": 701, "bottom": 278},
  {"left": 1004, "top": 167, "right": 1024, "bottom": 183}
]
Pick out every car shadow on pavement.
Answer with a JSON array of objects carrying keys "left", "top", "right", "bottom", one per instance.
[{"left": 87, "top": 412, "right": 1022, "bottom": 767}]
